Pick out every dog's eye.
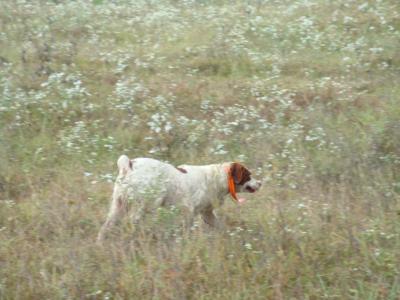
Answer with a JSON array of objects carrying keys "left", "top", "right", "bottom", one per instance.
[{"left": 239, "top": 175, "right": 251, "bottom": 185}]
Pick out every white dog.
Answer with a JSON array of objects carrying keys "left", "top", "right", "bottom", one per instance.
[{"left": 97, "top": 155, "right": 261, "bottom": 242}]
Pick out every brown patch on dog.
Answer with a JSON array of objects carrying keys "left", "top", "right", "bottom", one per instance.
[
  {"left": 230, "top": 162, "right": 251, "bottom": 185},
  {"left": 176, "top": 167, "right": 187, "bottom": 174}
]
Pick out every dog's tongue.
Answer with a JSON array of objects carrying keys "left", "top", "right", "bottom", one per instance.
[{"left": 238, "top": 197, "right": 246, "bottom": 204}]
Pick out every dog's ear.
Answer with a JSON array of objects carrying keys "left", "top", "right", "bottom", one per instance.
[{"left": 230, "top": 162, "right": 251, "bottom": 185}]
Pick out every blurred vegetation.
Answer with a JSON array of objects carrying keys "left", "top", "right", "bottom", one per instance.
[{"left": 0, "top": 0, "right": 399, "bottom": 299}]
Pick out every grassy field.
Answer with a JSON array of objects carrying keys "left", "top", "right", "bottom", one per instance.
[{"left": 0, "top": 0, "right": 399, "bottom": 299}]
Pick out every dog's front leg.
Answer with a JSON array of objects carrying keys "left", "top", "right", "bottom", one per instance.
[
  {"left": 201, "top": 206, "right": 220, "bottom": 228},
  {"left": 182, "top": 206, "right": 195, "bottom": 230}
]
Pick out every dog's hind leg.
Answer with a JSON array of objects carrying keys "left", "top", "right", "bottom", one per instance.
[
  {"left": 130, "top": 202, "right": 145, "bottom": 226},
  {"left": 97, "top": 192, "right": 126, "bottom": 244},
  {"left": 97, "top": 155, "right": 133, "bottom": 244},
  {"left": 130, "top": 194, "right": 162, "bottom": 226}
]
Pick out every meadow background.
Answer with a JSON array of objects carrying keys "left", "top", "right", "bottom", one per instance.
[{"left": 0, "top": 0, "right": 399, "bottom": 299}]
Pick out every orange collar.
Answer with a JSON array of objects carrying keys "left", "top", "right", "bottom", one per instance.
[{"left": 224, "top": 164, "right": 239, "bottom": 203}]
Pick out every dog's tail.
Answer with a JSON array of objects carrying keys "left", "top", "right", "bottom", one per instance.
[{"left": 117, "top": 155, "right": 132, "bottom": 176}]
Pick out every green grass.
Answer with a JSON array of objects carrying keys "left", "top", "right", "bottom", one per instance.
[{"left": 0, "top": 0, "right": 399, "bottom": 299}]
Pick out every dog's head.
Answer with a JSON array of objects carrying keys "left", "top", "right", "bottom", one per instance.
[{"left": 230, "top": 162, "right": 261, "bottom": 194}]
